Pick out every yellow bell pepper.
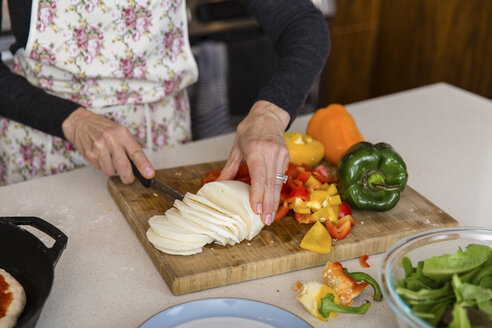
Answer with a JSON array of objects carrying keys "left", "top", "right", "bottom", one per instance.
[
  {"left": 300, "top": 221, "right": 332, "bottom": 253},
  {"left": 285, "top": 132, "right": 325, "bottom": 167}
]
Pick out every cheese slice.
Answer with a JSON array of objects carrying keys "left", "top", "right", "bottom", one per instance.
[
  {"left": 0, "top": 269, "right": 26, "bottom": 328},
  {"left": 165, "top": 207, "right": 229, "bottom": 246},
  {"left": 197, "top": 180, "right": 264, "bottom": 240},
  {"left": 174, "top": 200, "right": 240, "bottom": 245},
  {"left": 146, "top": 228, "right": 207, "bottom": 252},
  {"left": 154, "top": 245, "right": 202, "bottom": 256},
  {"left": 183, "top": 193, "right": 247, "bottom": 240},
  {"left": 148, "top": 215, "right": 213, "bottom": 244}
]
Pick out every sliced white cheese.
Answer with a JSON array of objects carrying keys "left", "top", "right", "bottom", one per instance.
[
  {"left": 183, "top": 193, "right": 247, "bottom": 240},
  {"left": 174, "top": 200, "right": 240, "bottom": 245},
  {"left": 148, "top": 214, "right": 213, "bottom": 244},
  {"left": 197, "top": 180, "right": 264, "bottom": 240},
  {"left": 146, "top": 228, "right": 207, "bottom": 252},
  {"left": 154, "top": 245, "right": 202, "bottom": 256},
  {"left": 165, "top": 207, "right": 230, "bottom": 246}
]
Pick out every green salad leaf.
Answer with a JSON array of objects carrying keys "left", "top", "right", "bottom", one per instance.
[
  {"left": 422, "top": 244, "right": 490, "bottom": 283},
  {"left": 395, "top": 243, "right": 492, "bottom": 327}
]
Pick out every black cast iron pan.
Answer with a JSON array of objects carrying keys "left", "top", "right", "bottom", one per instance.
[{"left": 0, "top": 217, "right": 67, "bottom": 328}]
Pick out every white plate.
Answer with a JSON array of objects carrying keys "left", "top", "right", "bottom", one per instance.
[{"left": 140, "top": 298, "right": 311, "bottom": 328}]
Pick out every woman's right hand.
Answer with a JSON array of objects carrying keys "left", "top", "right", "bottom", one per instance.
[{"left": 62, "top": 107, "right": 154, "bottom": 183}]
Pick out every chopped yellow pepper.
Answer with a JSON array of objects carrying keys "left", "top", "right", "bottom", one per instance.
[
  {"left": 328, "top": 195, "right": 342, "bottom": 206},
  {"left": 326, "top": 183, "right": 338, "bottom": 196},
  {"left": 285, "top": 132, "right": 325, "bottom": 167},
  {"left": 311, "top": 206, "right": 338, "bottom": 222},
  {"left": 306, "top": 190, "right": 330, "bottom": 211},
  {"left": 305, "top": 175, "right": 322, "bottom": 188},
  {"left": 300, "top": 221, "right": 332, "bottom": 253}
]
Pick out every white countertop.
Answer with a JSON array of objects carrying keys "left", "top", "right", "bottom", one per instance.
[{"left": 1, "top": 83, "right": 491, "bottom": 327}]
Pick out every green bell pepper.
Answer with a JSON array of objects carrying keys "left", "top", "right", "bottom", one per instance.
[{"left": 337, "top": 141, "right": 408, "bottom": 211}]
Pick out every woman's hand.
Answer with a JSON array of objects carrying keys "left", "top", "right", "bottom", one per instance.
[
  {"left": 218, "top": 101, "right": 291, "bottom": 226},
  {"left": 62, "top": 107, "right": 154, "bottom": 183}
]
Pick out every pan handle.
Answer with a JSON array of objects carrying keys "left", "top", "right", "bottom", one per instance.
[{"left": 2, "top": 216, "right": 68, "bottom": 267}]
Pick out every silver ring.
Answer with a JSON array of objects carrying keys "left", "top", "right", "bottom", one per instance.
[{"left": 275, "top": 173, "right": 288, "bottom": 184}]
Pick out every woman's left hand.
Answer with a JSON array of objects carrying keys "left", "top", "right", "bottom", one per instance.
[{"left": 218, "top": 100, "right": 291, "bottom": 226}]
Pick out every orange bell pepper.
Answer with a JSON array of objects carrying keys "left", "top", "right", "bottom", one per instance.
[{"left": 307, "top": 104, "right": 364, "bottom": 165}]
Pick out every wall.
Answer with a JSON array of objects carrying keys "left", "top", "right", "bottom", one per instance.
[{"left": 319, "top": 0, "right": 492, "bottom": 107}]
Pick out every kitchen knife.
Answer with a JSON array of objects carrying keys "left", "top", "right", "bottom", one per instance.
[{"left": 130, "top": 161, "right": 184, "bottom": 201}]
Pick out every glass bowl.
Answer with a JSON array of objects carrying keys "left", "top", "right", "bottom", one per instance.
[{"left": 379, "top": 226, "right": 492, "bottom": 328}]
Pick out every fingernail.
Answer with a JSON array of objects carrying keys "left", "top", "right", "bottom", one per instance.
[
  {"left": 256, "top": 203, "right": 263, "bottom": 215},
  {"left": 265, "top": 214, "right": 273, "bottom": 226},
  {"left": 144, "top": 167, "right": 154, "bottom": 177}
]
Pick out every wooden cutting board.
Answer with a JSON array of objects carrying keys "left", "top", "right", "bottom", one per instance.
[{"left": 108, "top": 161, "right": 458, "bottom": 295}]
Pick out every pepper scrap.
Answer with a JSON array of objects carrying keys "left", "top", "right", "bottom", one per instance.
[
  {"left": 337, "top": 141, "right": 409, "bottom": 211},
  {"left": 306, "top": 104, "right": 364, "bottom": 165},
  {"left": 343, "top": 268, "right": 383, "bottom": 302},
  {"left": 319, "top": 293, "right": 370, "bottom": 317},
  {"left": 284, "top": 132, "right": 325, "bottom": 167},
  {"left": 322, "top": 261, "right": 369, "bottom": 305},
  {"left": 359, "top": 254, "right": 370, "bottom": 268},
  {"left": 297, "top": 281, "right": 342, "bottom": 321}
]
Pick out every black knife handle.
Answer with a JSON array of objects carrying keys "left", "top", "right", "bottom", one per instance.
[{"left": 130, "top": 160, "right": 151, "bottom": 188}]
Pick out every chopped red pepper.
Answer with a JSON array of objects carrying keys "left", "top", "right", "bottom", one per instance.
[
  {"left": 294, "top": 212, "right": 313, "bottom": 224},
  {"left": 301, "top": 163, "right": 313, "bottom": 172},
  {"left": 359, "top": 254, "right": 370, "bottom": 268},
  {"left": 338, "top": 202, "right": 352, "bottom": 218},
  {"left": 285, "top": 164, "right": 301, "bottom": 180},
  {"left": 312, "top": 171, "right": 333, "bottom": 184},
  {"left": 201, "top": 175, "right": 217, "bottom": 185},
  {"left": 324, "top": 215, "right": 354, "bottom": 240},
  {"left": 287, "top": 178, "right": 303, "bottom": 190},
  {"left": 205, "top": 168, "right": 222, "bottom": 178},
  {"left": 274, "top": 200, "right": 290, "bottom": 222},
  {"left": 234, "top": 162, "right": 250, "bottom": 180},
  {"left": 322, "top": 261, "right": 369, "bottom": 306},
  {"left": 296, "top": 171, "right": 312, "bottom": 184},
  {"left": 314, "top": 164, "right": 330, "bottom": 177},
  {"left": 286, "top": 186, "right": 310, "bottom": 202}
]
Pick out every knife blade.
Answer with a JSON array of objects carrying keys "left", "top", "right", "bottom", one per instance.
[{"left": 130, "top": 161, "right": 184, "bottom": 201}]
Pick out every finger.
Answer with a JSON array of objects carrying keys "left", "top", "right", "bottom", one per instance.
[
  {"left": 77, "top": 133, "right": 102, "bottom": 170},
  {"left": 126, "top": 139, "right": 154, "bottom": 179},
  {"left": 217, "top": 145, "right": 242, "bottom": 181},
  {"left": 260, "top": 154, "right": 280, "bottom": 226},
  {"left": 247, "top": 154, "right": 267, "bottom": 219},
  {"left": 98, "top": 150, "right": 116, "bottom": 177},
  {"left": 268, "top": 148, "right": 290, "bottom": 224},
  {"left": 106, "top": 143, "right": 131, "bottom": 185}
]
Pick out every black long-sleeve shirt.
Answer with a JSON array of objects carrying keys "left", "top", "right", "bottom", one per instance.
[{"left": 0, "top": 0, "right": 330, "bottom": 139}]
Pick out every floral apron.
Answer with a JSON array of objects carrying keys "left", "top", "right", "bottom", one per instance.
[{"left": 0, "top": 0, "right": 198, "bottom": 185}]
